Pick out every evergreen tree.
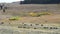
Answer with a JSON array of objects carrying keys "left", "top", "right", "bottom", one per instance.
[{"left": 20, "top": 0, "right": 60, "bottom": 4}]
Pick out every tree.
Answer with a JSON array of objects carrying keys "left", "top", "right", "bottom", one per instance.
[{"left": 20, "top": 0, "right": 60, "bottom": 4}]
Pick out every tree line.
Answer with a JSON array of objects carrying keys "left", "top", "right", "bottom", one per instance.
[{"left": 20, "top": 0, "right": 60, "bottom": 4}]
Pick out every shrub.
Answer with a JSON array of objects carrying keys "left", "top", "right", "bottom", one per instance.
[
  {"left": 29, "top": 12, "right": 40, "bottom": 17},
  {"left": 43, "top": 27, "right": 48, "bottom": 29},
  {"left": 9, "top": 16, "right": 20, "bottom": 21},
  {"left": 39, "top": 12, "right": 51, "bottom": 16},
  {"left": 0, "top": 22, "right": 4, "bottom": 25},
  {"left": 29, "top": 12, "right": 51, "bottom": 17},
  {"left": 29, "top": 12, "right": 37, "bottom": 17},
  {"left": 34, "top": 28, "right": 37, "bottom": 29}
]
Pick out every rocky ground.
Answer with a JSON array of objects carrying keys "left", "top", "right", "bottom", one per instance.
[{"left": 0, "top": 15, "right": 60, "bottom": 34}]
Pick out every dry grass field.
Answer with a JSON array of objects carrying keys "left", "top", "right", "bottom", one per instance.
[{"left": 0, "top": 4, "right": 60, "bottom": 34}]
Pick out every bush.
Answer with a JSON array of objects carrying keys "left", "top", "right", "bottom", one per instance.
[
  {"left": 0, "top": 22, "right": 4, "bottom": 25},
  {"left": 29, "top": 12, "right": 40, "bottom": 17},
  {"left": 39, "top": 12, "right": 51, "bottom": 16},
  {"left": 9, "top": 16, "right": 20, "bottom": 21},
  {"left": 29, "top": 12, "right": 51, "bottom": 17}
]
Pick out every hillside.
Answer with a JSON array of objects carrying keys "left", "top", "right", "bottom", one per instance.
[
  {"left": 0, "top": 3, "right": 60, "bottom": 34},
  {"left": 0, "top": 4, "right": 60, "bottom": 15}
]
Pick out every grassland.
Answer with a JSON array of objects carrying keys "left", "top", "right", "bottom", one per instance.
[{"left": 0, "top": 4, "right": 60, "bottom": 34}]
